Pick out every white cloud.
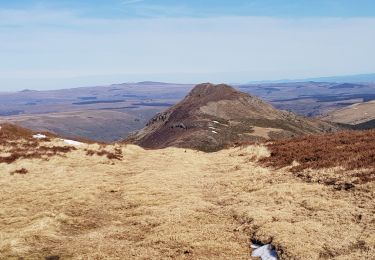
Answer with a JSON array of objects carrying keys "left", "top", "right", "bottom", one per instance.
[{"left": 0, "top": 6, "right": 375, "bottom": 90}]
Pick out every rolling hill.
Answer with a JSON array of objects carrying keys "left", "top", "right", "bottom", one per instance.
[{"left": 127, "top": 83, "right": 339, "bottom": 151}]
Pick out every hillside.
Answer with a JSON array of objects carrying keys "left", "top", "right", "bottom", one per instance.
[
  {"left": 0, "top": 124, "right": 374, "bottom": 259},
  {"left": 1, "top": 110, "right": 146, "bottom": 143},
  {"left": 323, "top": 100, "right": 375, "bottom": 127},
  {"left": 127, "top": 83, "right": 339, "bottom": 151}
]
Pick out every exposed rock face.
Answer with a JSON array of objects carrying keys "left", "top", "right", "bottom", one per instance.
[{"left": 126, "top": 83, "right": 339, "bottom": 152}]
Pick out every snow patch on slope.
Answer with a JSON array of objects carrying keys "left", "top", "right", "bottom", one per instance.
[
  {"left": 33, "top": 134, "right": 47, "bottom": 139},
  {"left": 251, "top": 244, "right": 278, "bottom": 260},
  {"left": 62, "top": 139, "right": 83, "bottom": 146}
]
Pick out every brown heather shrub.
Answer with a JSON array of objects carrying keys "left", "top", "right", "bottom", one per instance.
[
  {"left": 85, "top": 148, "right": 123, "bottom": 160},
  {"left": 0, "top": 145, "right": 76, "bottom": 164},
  {"left": 261, "top": 129, "right": 375, "bottom": 184},
  {"left": 0, "top": 123, "right": 81, "bottom": 166},
  {"left": 11, "top": 168, "right": 28, "bottom": 175},
  {"left": 0, "top": 124, "right": 79, "bottom": 164},
  {"left": 0, "top": 124, "right": 34, "bottom": 142},
  {"left": 86, "top": 149, "right": 96, "bottom": 156}
]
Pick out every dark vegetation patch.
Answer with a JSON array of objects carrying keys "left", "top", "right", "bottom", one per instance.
[
  {"left": 0, "top": 144, "right": 77, "bottom": 164},
  {"left": 237, "top": 86, "right": 256, "bottom": 90},
  {"left": 260, "top": 130, "right": 375, "bottom": 185},
  {"left": 72, "top": 100, "right": 125, "bottom": 105},
  {"left": 122, "top": 94, "right": 139, "bottom": 98},
  {"left": 85, "top": 148, "right": 123, "bottom": 160},
  {"left": 0, "top": 110, "right": 24, "bottom": 116},
  {"left": 336, "top": 102, "right": 356, "bottom": 107},
  {"left": 45, "top": 256, "right": 60, "bottom": 260},
  {"left": 99, "top": 106, "right": 139, "bottom": 110},
  {"left": 258, "top": 87, "right": 281, "bottom": 92},
  {"left": 271, "top": 97, "right": 309, "bottom": 102},
  {"left": 314, "top": 94, "right": 375, "bottom": 103},
  {"left": 132, "top": 102, "right": 174, "bottom": 107},
  {"left": 329, "top": 83, "right": 364, "bottom": 89},
  {"left": 353, "top": 120, "right": 375, "bottom": 130},
  {"left": 11, "top": 168, "right": 28, "bottom": 175},
  {"left": 78, "top": 96, "right": 97, "bottom": 100},
  {"left": 137, "top": 81, "right": 166, "bottom": 85},
  {"left": 272, "top": 93, "right": 375, "bottom": 103}
]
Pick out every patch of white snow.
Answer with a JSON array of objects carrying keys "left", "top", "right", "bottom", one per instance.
[
  {"left": 211, "top": 130, "right": 218, "bottom": 134},
  {"left": 63, "top": 139, "right": 83, "bottom": 146},
  {"left": 213, "top": 121, "right": 220, "bottom": 124},
  {"left": 251, "top": 244, "right": 278, "bottom": 260},
  {"left": 33, "top": 134, "right": 47, "bottom": 139}
]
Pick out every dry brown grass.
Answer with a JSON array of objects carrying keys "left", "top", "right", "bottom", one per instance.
[{"left": 0, "top": 138, "right": 374, "bottom": 259}]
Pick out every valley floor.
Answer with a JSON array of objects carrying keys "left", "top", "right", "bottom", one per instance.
[{"left": 0, "top": 142, "right": 374, "bottom": 259}]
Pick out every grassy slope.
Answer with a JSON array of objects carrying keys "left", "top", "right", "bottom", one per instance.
[
  {"left": 323, "top": 100, "right": 375, "bottom": 125},
  {"left": 0, "top": 133, "right": 374, "bottom": 259}
]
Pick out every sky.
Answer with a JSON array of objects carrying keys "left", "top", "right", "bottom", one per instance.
[{"left": 1, "top": 0, "right": 375, "bottom": 91}]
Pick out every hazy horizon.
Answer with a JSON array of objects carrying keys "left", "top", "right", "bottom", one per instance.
[
  {"left": 1, "top": 72, "right": 375, "bottom": 93},
  {"left": 1, "top": 0, "right": 375, "bottom": 91}
]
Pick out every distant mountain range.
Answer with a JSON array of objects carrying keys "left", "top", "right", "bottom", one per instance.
[{"left": 250, "top": 73, "right": 375, "bottom": 84}]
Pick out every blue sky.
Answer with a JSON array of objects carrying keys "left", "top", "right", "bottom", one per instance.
[
  {"left": 1, "top": 0, "right": 375, "bottom": 90},
  {"left": 3, "top": 0, "right": 375, "bottom": 18}
]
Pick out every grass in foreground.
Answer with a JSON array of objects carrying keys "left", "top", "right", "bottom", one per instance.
[{"left": 0, "top": 128, "right": 374, "bottom": 259}]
